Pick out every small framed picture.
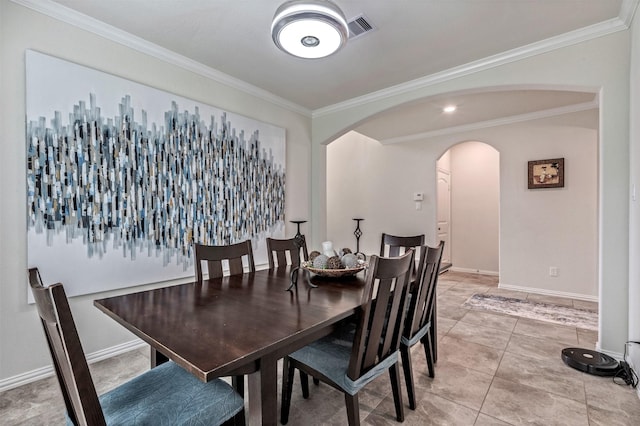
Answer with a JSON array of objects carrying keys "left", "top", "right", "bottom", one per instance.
[{"left": 528, "top": 158, "right": 564, "bottom": 189}]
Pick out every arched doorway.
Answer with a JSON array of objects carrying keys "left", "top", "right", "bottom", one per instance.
[{"left": 437, "top": 142, "right": 500, "bottom": 275}]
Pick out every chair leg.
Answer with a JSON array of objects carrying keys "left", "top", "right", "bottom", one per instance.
[
  {"left": 431, "top": 303, "right": 438, "bottom": 363},
  {"left": 389, "top": 363, "right": 405, "bottom": 422},
  {"left": 400, "top": 344, "right": 417, "bottom": 410},
  {"left": 313, "top": 377, "right": 320, "bottom": 386},
  {"left": 221, "top": 407, "right": 245, "bottom": 426},
  {"left": 280, "top": 357, "right": 295, "bottom": 425},
  {"left": 344, "top": 393, "right": 360, "bottom": 426},
  {"left": 423, "top": 334, "right": 435, "bottom": 378},
  {"left": 229, "top": 377, "right": 246, "bottom": 426},
  {"left": 232, "top": 409, "right": 246, "bottom": 426},
  {"left": 300, "top": 371, "right": 310, "bottom": 398},
  {"left": 232, "top": 375, "right": 244, "bottom": 398}
]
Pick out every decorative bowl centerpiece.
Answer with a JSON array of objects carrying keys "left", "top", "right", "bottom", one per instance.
[{"left": 302, "top": 241, "right": 366, "bottom": 278}]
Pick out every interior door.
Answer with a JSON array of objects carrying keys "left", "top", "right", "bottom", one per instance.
[{"left": 437, "top": 169, "right": 451, "bottom": 264}]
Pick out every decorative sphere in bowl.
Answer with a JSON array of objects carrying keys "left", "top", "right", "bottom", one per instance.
[
  {"left": 312, "top": 254, "right": 329, "bottom": 269},
  {"left": 341, "top": 253, "right": 359, "bottom": 268},
  {"left": 326, "top": 256, "right": 344, "bottom": 269}
]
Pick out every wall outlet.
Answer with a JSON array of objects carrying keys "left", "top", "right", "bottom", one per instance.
[{"left": 549, "top": 266, "right": 559, "bottom": 277}]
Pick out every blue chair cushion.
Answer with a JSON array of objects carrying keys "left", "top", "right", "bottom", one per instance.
[
  {"left": 67, "top": 361, "right": 243, "bottom": 425},
  {"left": 289, "top": 326, "right": 399, "bottom": 396},
  {"left": 401, "top": 320, "right": 431, "bottom": 347}
]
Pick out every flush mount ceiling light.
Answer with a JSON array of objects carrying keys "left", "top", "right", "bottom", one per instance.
[
  {"left": 443, "top": 105, "right": 457, "bottom": 113},
  {"left": 271, "top": 0, "right": 349, "bottom": 59}
]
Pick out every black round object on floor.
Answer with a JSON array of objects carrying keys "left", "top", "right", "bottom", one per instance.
[{"left": 561, "top": 347, "right": 619, "bottom": 376}]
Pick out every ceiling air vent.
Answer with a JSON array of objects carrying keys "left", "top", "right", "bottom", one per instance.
[{"left": 347, "top": 14, "right": 375, "bottom": 39}]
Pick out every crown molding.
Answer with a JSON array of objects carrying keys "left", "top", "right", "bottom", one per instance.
[
  {"left": 379, "top": 100, "right": 598, "bottom": 144},
  {"left": 10, "top": 0, "right": 312, "bottom": 118},
  {"left": 620, "top": 0, "right": 640, "bottom": 27},
  {"left": 11, "top": 0, "right": 635, "bottom": 120},
  {"left": 314, "top": 17, "right": 629, "bottom": 118}
]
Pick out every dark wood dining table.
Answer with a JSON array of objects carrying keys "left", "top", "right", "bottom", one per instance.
[{"left": 94, "top": 266, "right": 366, "bottom": 426}]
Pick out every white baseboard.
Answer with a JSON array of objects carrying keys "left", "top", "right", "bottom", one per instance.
[
  {"left": 449, "top": 266, "right": 499, "bottom": 276},
  {"left": 499, "top": 282, "right": 598, "bottom": 302},
  {"left": 630, "top": 362, "right": 640, "bottom": 401},
  {"left": 0, "top": 339, "right": 146, "bottom": 393},
  {"left": 626, "top": 344, "right": 640, "bottom": 401},
  {"left": 447, "top": 269, "right": 598, "bottom": 302}
]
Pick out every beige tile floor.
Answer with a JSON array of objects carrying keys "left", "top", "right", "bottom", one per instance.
[{"left": 2, "top": 271, "right": 639, "bottom": 425}]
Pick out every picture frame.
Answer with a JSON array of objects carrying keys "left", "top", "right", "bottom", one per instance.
[{"left": 528, "top": 158, "right": 564, "bottom": 189}]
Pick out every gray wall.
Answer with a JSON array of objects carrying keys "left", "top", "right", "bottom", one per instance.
[
  {"left": 326, "top": 113, "right": 597, "bottom": 301},
  {"left": 628, "top": 0, "right": 640, "bottom": 388},
  {"left": 1, "top": 0, "right": 638, "bottom": 387},
  {"left": 314, "top": 30, "right": 631, "bottom": 357},
  {"left": 0, "top": 0, "right": 312, "bottom": 384},
  {"left": 449, "top": 142, "right": 500, "bottom": 275}
]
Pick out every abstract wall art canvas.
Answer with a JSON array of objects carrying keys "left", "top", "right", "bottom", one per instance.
[{"left": 26, "top": 50, "right": 286, "bottom": 299}]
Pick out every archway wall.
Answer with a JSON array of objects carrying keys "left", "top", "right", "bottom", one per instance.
[
  {"left": 446, "top": 141, "right": 500, "bottom": 275},
  {"left": 315, "top": 30, "right": 630, "bottom": 355},
  {"left": 475, "top": 119, "right": 597, "bottom": 299},
  {"left": 327, "top": 113, "right": 597, "bottom": 294},
  {"left": 325, "top": 131, "right": 444, "bottom": 257},
  {"left": 627, "top": 0, "right": 640, "bottom": 374}
]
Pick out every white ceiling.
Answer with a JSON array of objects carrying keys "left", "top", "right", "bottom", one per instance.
[
  {"left": 354, "top": 89, "right": 599, "bottom": 143},
  {"left": 39, "top": 0, "right": 634, "bottom": 139}
]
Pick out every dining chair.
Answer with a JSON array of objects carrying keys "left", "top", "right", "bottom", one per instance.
[
  {"left": 27, "top": 268, "right": 244, "bottom": 426},
  {"left": 266, "top": 236, "right": 313, "bottom": 290},
  {"left": 379, "top": 232, "right": 441, "bottom": 364},
  {"left": 280, "top": 250, "right": 415, "bottom": 425},
  {"left": 194, "top": 240, "right": 255, "bottom": 281},
  {"left": 194, "top": 240, "right": 256, "bottom": 402},
  {"left": 267, "top": 236, "right": 314, "bottom": 386},
  {"left": 379, "top": 232, "right": 425, "bottom": 264},
  {"left": 266, "top": 236, "right": 308, "bottom": 268},
  {"left": 400, "top": 241, "right": 444, "bottom": 410}
]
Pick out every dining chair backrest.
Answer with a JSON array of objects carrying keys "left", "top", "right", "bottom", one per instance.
[
  {"left": 348, "top": 250, "right": 415, "bottom": 381},
  {"left": 194, "top": 240, "right": 255, "bottom": 281},
  {"left": 28, "top": 268, "right": 106, "bottom": 426},
  {"left": 379, "top": 233, "right": 425, "bottom": 258},
  {"left": 380, "top": 233, "right": 425, "bottom": 278},
  {"left": 404, "top": 242, "right": 444, "bottom": 341},
  {"left": 266, "top": 236, "right": 309, "bottom": 268}
]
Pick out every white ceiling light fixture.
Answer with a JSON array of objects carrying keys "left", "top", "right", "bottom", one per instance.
[
  {"left": 271, "top": 0, "right": 349, "bottom": 59},
  {"left": 443, "top": 105, "right": 457, "bottom": 113}
]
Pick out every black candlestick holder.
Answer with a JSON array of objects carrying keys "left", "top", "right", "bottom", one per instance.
[
  {"left": 287, "top": 220, "right": 316, "bottom": 291},
  {"left": 290, "top": 220, "right": 307, "bottom": 249},
  {"left": 353, "top": 218, "right": 365, "bottom": 260}
]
